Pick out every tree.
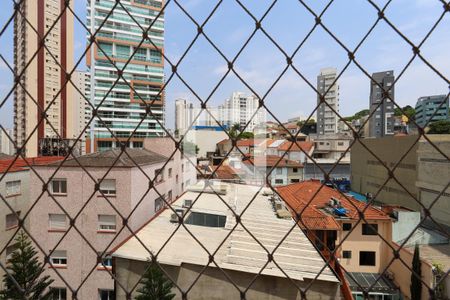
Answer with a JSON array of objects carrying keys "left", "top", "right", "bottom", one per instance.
[
  {"left": 394, "top": 105, "right": 415, "bottom": 118},
  {"left": 410, "top": 244, "right": 422, "bottom": 300},
  {"left": 135, "top": 263, "right": 175, "bottom": 300},
  {"left": 0, "top": 231, "right": 54, "bottom": 300},
  {"left": 427, "top": 120, "right": 450, "bottom": 134},
  {"left": 344, "top": 109, "right": 369, "bottom": 121},
  {"left": 228, "top": 123, "right": 241, "bottom": 139},
  {"left": 238, "top": 132, "right": 254, "bottom": 139}
]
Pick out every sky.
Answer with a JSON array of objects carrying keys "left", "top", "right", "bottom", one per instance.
[{"left": 0, "top": 0, "right": 449, "bottom": 130}]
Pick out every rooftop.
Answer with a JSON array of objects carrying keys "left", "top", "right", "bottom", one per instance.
[
  {"left": 277, "top": 141, "right": 314, "bottom": 153},
  {"left": 45, "top": 148, "right": 169, "bottom": 168},
  {"left": 243, "top": 155, "right": 303, "bottom": 168},
  {"left": 113, "top": 182, "right": 339, "bottom": 283},
  {"left": 0, "top": 156, "right": 64, "bottom": 173},
  {"left": 277, "top": 180, "right": 390, "bottom": 230}
]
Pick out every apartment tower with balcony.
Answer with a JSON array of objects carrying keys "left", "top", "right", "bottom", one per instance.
[
  {"left": 14, "top": 0, "right": 76, "bottom": 157},
  {"left": 316, "top": 68, "right": 339, "bottom": 136},
  {"left": 87, "top": 0, "right": 165, "bottom": 153}
]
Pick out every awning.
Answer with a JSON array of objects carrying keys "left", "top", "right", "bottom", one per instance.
[{"left": 345, "top": 272, "right": 399, "bottom": 293}]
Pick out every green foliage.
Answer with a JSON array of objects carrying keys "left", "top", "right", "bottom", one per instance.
[
  {"left": 410, "top": 244, "right": 422, "bottom": 300},
  {"left": 181, "top": 141, "right": 199, "bottom": 155},
  {"left": 394, "top": 105, "right": 415, "bottom": 118},
  {"left": 238, "top": 132, "right": 254, "bottom": 139},
  {"left": 344, "top": 109, "right": 369, "bottom": 121},
  {"left": 297, "top": 119, "right": 316, "bottom": 127},
  {"left": 427, "top": 120, "right": 450, "bottom": 134},
  {"left": 0, "top": 231, "right": 54, "bottom": 300},
  {"left": 135, "top": 263, "right": 175, "bottom": 300}
]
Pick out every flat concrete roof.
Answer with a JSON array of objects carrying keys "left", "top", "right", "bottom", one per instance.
[{"left": 113, "top": 182, "right": 339, "bottom": 283}]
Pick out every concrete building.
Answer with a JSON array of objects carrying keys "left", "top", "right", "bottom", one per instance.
[
  {"left": 86, "top": 0, "right": 165, "bottom": 152},
  {"left": 112, "top": 182, "right": 341, "bottom": 299},
  {"left": 14, "top": 0, "right": 76, "bottom": 157},
  {"left": 351, "top": 134, "right": 450, "bottom": 228},
  {"left": 218, "top": 92, "right": 266, "bottom": 131},
  {"left": 243, "top": 155, "right": 304, "bottom": 186},
  {"left": 0, "top": 128, "right": 14, "bottom": 155},
  {"left": 310, "top": 134, "right": 352, "bottom": 164},
  {"left": 351, "top": 135, "right": 419, "bottom": 209},
  {"left": 174, "top": 98, "right": 194, "bottom": 136},
  {"left": 415, "top": 135, "right": 450, "bottom": 228},
  {"left": 317, "top": 68, "right": 339, "bottom": 135},
  {"left": 72, "top": 71, "right": 90, "bottom": 154},
  {"left": 369, "top": 71, "right": 395, "bottom": 138},
  {"left": 415, "top": 94, "right": 449, "bottom": 128},
  {"left": 0, "top": 156, "right": 64, "bottom": 289},
  {"left": 184, "top": 126, "right": 228, "bottom": 159},
  {"left": 266, "top": 140, "right": 314, "bottom": 163}
]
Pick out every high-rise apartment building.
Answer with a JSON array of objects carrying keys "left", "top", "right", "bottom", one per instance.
[
  {"left": 175, "top": 98, "right": 194, "bottom": 136},
  {"left": 316, "top": 68, "right": 339, "bottom": 135},
  {"left": 415, "top": 94, "right": 449, "bottom": 128},
  {"left": 87, "top": 0, "right": 165, "bottom": 153},
  {"left": 0, "top": 128, "right": 14, "bottom": 155},
  {"left": 72, "top": 71, "right": 90, "bottom": 154},
  {"left": 218, "top": 92, "right": 266, "bottom": 131},
  {"left": 14, "top": 0, "right": 75, "bottom": 157},
  {"left": 369, "top": 71, "right": 395, "bottom": 138}
]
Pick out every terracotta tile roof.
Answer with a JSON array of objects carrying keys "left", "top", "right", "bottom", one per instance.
[
  {"left": 217, "top": 139, "right": 230, "bottom": 145},
  {"left": 277, "top": 180, "right": 389, "bottom": 230},
  {"left": 284, "top": 123, "right": 298, "bottom": 129},
  {"left": 0, "top": 156, "right": 64, "bottom": 173},
  {"left": 211, "top": 165, "right": 241, "bottom": 180},
  {"left": 277, "top": 141, "right": 314, "bottom": 153},
  {"left": 236, "top": 139, "right": 266, "bottom": 147},
  {"left": 243, "top": 155, "right": 303, "bottom": 168}
]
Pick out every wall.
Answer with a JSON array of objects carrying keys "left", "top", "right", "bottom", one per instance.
[
  {"left": 351, "top": 135, "right": 419, "bottom": 209},
  {"left": 114, "top": 258, "right": 341, "bottom": 300},
  {"left": 386, "top": 243, "right": 433, "bottom": 300},
  {"left": 185, "top": 129, "right": 228, "bottom": 159},
  {"left": 337, "top": 219, "right": 392, "bottom": 273},
  {"left": 0, "top": 170, "right": 30, "bottom": 288},
  {"left": 415, "top": 135, "right": 450, "bottom": 227}
]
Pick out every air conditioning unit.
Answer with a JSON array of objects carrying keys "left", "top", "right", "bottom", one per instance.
[
  {"left": 183, "top": 199, "right": 193, "bottom": 208},
  {"left": 170, "top": 213, "right": 179, "bottom": 223}
]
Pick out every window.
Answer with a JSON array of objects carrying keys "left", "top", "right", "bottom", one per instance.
[
  {"left": 342, "top": 223, "right": 352, "bottom": 231},
  {"left": 98, "top": 215, "right": 116, "bottom": 232},
  {"left": 185, "top": 212, "right": 226, "bottom": 228},
  {"left": 155, "top": 196, "right": 165, "bottom": 212},
  {"left": 359, "top": 251, "right": 376, "bottom": 266},
  {"left": 176, "top": 175, "right": 179, "bottom": 184},
  {"left": 99, "top": 290, "right": 114, "bottom": 300},
  {"left": 293, "top": 168, "right": 298, "bottom": 173},
  {"left": 50, "top": 250, "right": 67, "bottom": 267},
  {"left": 290, "top": 179, "right": 300, "bottom": 183},
  {"left": 362, "top": 223, "right": 378, "bottom": 235},
  {"left": 5, "top": 212, "right": 20, "bottom": 230},
  {"left": 155, "top": 169, "right": 164, "bottom": 183},
  {"left": 168, "top": 168, "right": 172, "bottom": 178},
  {"left": 337, "top": 142, "right": 344, "bottom": 146},
  {"left": 5, "top": 244, "right": 18, "bottom": 261},
  {"left": 343, "top": 250, "right": 352, "bottom": 259},
  {"left": 275, "top": 179, "right": 283, "bottom": 184},
  {"left": 99, "top": 179, "right": 116, "bottom": 195},
  {"left": 98, "top": 253, "right": 113, "bottom": 268},
  {"left": 167, "top": 190, "right": 172, "bottom": 201},
  {"left": 6, "top": 180, "right": 21, "bottom": 196},
  {"left": 49, "top": 214, "right": 67, "bottom": 231},
  {"left": 51, "top": 179, "right": 67, "bottom": 195},
  {"left": 50, "top": 288, "right": 67, "bottom": 300}
]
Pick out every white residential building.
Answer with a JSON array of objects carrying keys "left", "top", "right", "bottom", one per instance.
[
  {"left": 218, "top": 92, "right": 266, "bottom": 131},
  {"left": 87, "top": 0, "right": 165, "bottom": 152},
  {"left": 316, "top": 68, "right": 339, "bottom": 135},
  {"left": 0, "top": 128, "right": 14, "bottom": 155}
]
